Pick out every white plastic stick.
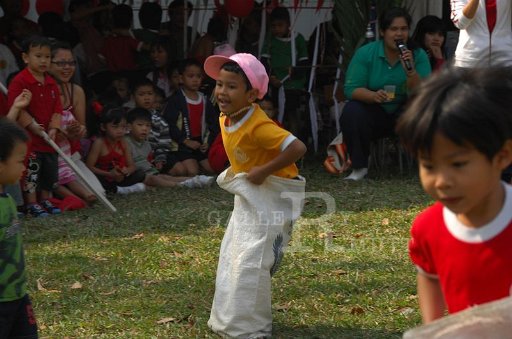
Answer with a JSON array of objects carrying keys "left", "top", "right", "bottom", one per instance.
[
  {"left": 0, "top": 82, "right": 116, "bottom": 212},
  {"left": 40, "top": 131, "right": 117, "bottom": 212}
]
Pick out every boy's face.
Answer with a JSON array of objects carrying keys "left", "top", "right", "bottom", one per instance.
[
  {"left": 180, "top": 65, "right": 202, "bottom": 92},
  {"left": 129, "top": 118, "right": 151, "bottom": 142},
  {"left": 418, "top": 132, "right": 511, "bottom": 226},
  {"left": 113, "top": 79, "right": 130, "bottom": 101},
  {"left": 133, "top": 85, "right": 155, "bottom": 110},
  {"left": 0, "top": 141, "right": 27, "bottom": 186},
  {"left": 22, "top": 45, "right": 51, "bottom": 76},
  {"left": 271, "top": 19, "right": 289, "bottom": 38},
  {"left": 215, "top": 69, "right": 257, "bottom": 114}
]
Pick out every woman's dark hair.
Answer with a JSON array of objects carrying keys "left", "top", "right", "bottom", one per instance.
[
  {"left": 50, "top": 40, "right": 72, "bottom": 57},
  {"left": 396, "top": 66, "right": 512, "bottom": 160},
  {"left": 379, "top": 7, "right": 412, "bottom": 32},
  {"left": 0, "top": 118, "right": 28, "bottom": 162},
  {"left": 412, "top": 15, "right": 447, "bottom": 67},
  {"left": 150, "top": 36, "right": 177, "bottom": 68},
  {"left": 220, "top": 62, "right": 253, "bottom": 91}
]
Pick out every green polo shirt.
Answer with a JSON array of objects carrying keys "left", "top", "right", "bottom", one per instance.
[{"left": 344, "top": 40, "right": 431, "bottom": 113}]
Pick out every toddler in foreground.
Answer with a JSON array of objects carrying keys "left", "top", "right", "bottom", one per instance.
[{"left": 396, "top": 66, "right": 512, "bottom": 323}]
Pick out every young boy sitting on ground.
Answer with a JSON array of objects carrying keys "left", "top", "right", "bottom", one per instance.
[{"left": 125, "top": 108, "right": 214, "bottom": 188}]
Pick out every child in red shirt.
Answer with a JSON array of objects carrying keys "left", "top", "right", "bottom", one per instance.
[
  {"left": 8, "top": 36, "right": 63, "bottom": 217},
  {"left": 396, "top": 66, "right": 512, "bottom": 324}
]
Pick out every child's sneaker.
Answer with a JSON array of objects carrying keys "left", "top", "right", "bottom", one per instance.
[
  {"left": 117, "top": 183, "right": 146, "bottom": 195},
  {"left": 40, "top": 200, "right": 61, "bottom": 214},
  {"left": 179, "top": 177, "right": 200, "bottom": 188},
  {"left": 197, "top": 175, "right": 216, "bottom": 187},
  {"left": 26, "top": 203, "right": 49, "bottom": 218}
]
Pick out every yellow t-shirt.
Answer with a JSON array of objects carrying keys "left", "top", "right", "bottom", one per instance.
[{"left": 220, "top": 104, "right": 298, "bottom": 178}]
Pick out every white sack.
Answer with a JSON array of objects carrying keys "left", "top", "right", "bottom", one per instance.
[{"left": 208, "top": 168, "right": 306, "bottom": 338}]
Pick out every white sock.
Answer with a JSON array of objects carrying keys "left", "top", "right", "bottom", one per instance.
[
  {"left": 197, "top": 175, "right": 216, "bottom": 187},
  {"left": 179, "top": 177, "right": 199, "bottom": 188},
  {"left": 117, "top": 183, "right": 146, "bottom": 194},
  {"left": 344, "top": 168, "right": 368, "bottom": 181}
]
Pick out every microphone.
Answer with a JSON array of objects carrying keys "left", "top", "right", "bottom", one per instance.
[{"left": 395, "top": 40, "right": 412, "bottom": 71}]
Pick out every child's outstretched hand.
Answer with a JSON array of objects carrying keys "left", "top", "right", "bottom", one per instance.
[{"left": 13, "top": 89, "right": 32, "bottom": 109}]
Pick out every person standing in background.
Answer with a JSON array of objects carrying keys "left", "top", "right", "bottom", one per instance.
[{"left": 450, "top": 0, "right": 512, "bottom": 67}]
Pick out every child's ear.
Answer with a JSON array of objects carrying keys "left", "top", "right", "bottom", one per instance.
[
  {"left": 21, "top": 52, "right": 29, "bottom": 65},
  {"left": 247, "top": 89, "right": 259, "bottom": 103},
  {"left": 496, "top": 139, "right": 512, "bottom": 170}
]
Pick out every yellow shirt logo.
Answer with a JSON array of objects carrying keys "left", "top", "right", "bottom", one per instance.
[{"left": 234, "top": 146, "right": 249, "bottom": 164}]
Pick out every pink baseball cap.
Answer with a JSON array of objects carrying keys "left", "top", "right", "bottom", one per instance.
[{"left": 204, "top": 53, "right": 269, "bottom": 99}]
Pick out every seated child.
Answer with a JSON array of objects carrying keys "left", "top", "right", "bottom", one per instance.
[
  {"left": 396, "top": 66, "right": 512, "bottom": 323},
  {"left": 131, "top": 78, "right": 187, "bottom": 176},
  {"left": 125, "top": 108, "right": 215, "bottom": 188},
  {"left": 85, "top": 107, "right": 146, "bottom": 195},
  {"left": 162, "top": 58, "right": 220, "bottom": 176}
]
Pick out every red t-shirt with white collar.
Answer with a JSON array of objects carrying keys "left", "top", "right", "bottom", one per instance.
[
  {"left": 409, "top": 183, "right": 512, "bottom": 314},
  {"left": 8, "top": 68, "right": 62, "bottom": 153}
]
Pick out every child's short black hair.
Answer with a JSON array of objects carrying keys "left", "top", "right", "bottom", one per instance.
[
  {"left": 270, "top": 7, "right": 290, "bottom": 24},
  {"left": 178, "top": 58, "right": 203, "bottom": 74},
  {"left": 100, "top": 106, "right": 126, "bottom": 125},
  {"left": 112, "top": 4, "right": 133, "bottom": 29},
  {"left": 126, "top": 107, "right": 152, "bottom": 124},
  {"left": 0, "top": 118, "right": 28, "bottom": 162},
  {"left": 220, "top": 62, "right": 253, "bottom": 92},
  {"left": 130, "top": 77, "right": 155, "bottom": 94},
  {"left": 396, "top": 66, "right": 512, "bottom": 160},
  {"left": 21, "top": 35, "right": 52, "bottom": 53}
]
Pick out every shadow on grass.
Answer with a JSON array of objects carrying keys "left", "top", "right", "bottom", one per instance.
[{"left": 273, "top": 324, "right": 402, "bottom": 338}]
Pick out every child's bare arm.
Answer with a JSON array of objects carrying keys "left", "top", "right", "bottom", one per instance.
[
  {"left": 86, "top": 139, "right": 119, "bottom": 179},
  {"left": 247, "top": 139, "right": 306, "bottom": 185},
  {"left": 121, "top": 139, "right": 137, "bottom": 176},
  {"left": 417, "top": 273, "right": 446, "bottom": 324}
]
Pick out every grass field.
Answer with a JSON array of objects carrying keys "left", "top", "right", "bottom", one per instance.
[{"left": 23, "top": 160, "right": 433, "bottom": 338}]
